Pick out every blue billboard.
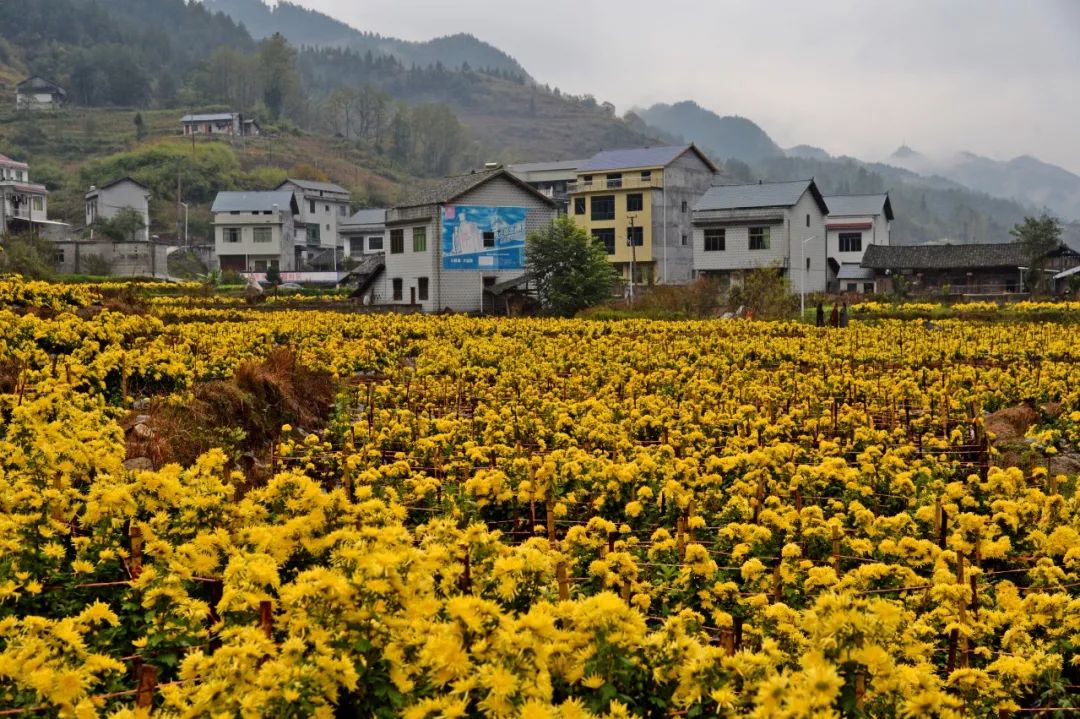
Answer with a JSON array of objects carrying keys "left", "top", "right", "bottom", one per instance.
[{"left": 441, "top": 205, "right": 528, "bottom": 271}]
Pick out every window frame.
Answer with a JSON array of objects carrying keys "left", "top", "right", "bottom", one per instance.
[
  {"left": 592, "top": 228, "right": 616, "bottom": 255},
  {"left": 838, "top": 232, "right": 863, "bottom": 253},
  {"left": 626, "top": 193, "right": 643, "bottom": 212},
  {"left": 223, "top": 227, "right": 242, "bottom": 243},
  {"left": 418, "top": 277, "right": 429, "bottom": 301},
  {"left": 389, "top": 229, "right": 405, "bottom": 254},
  {"left": 412, "top": 226, "right": 427, "bottom": 253},
  {"left": 704, "top": 228, "right": 725, "bottom": 252},
  {"left": 749, "top": 226, "right": 771, "bottom": 250},
  {"left": 368, "top": 235, "right": 383, "bottom": 251},
  {"left": 627, "top": 226, "right": 644, "bottom": 247},
  {"left": 574, "top": 197, "right": 586, "bottom": 215},
  {"left": 252, "top": 226, "right": 272, "bottom": 243},
  {"left": 392, "top": 277, "right": 403, "bottom": 301},
  {"left": 591, "top": 195, "right": 616, "bottom": 221}
]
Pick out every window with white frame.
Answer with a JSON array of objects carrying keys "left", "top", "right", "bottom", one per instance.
[
  {"left": 839, "top": 232, "right": 863, "bottom": 253},
  {"left": 749, "top": 226, "right": 771, "bottom": 250}
]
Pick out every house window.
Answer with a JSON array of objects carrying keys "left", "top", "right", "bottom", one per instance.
[
  {"left": 392, "top": 278, "right": 403, "bottom": 301},
  {"left": 839, "top": 232, "right": 863, "bottom": 253},
  {"left": 325, "top": 204, "right": 330, "bottom": 212},
  {"left": 340, "top": 205, "right": 348, "bottom": 217},
  {"left": 54, "top": 249, "right": 65, "bottom": 264},
  {"left": 681, "top": 200, "right": 688, "bottom": 212},
  {"left": 847, "top": 283, "right": 858, "bottom": 292},
  {"left": 574, "top": 197, "right": 586, "bottom": 215},
  {"left": 704, "top": 228, "right": 725, "bottom": 252},
  {"left": 412, "top": 226, "right": 427, "bottom": 252},
  {"left": 30, "top": 196, "right": 43, "bottom": 212},
  {"left": 418, "top": 277, "right": 429, "bottom": 301},
  {"left": 592, "top": 228, "right": 615, "bottom": 255},
  {"left": 627, "top": 226, "right": 644, "bottom": 247},
  {"left": 253, "top": 227, "right": 272, "bottom": 243},
  {"left": 223, "top": 227, "right": 241, "bottom": 243},
  {"left": 369, "top": 235, "right": 383, "bottom": 251},
  {"left": 864, "top": 282, "right": 875, "bottom": 294},
  {"left": 306, "top": 224, "right": 320, "bottom": 245},
  {"left": 483, "top": 231, "right": 496, "bottom": 248},
  {"left": 806, "top": 214, "right": 810, "bottom": 228},
  {"left": 390, "top": 229, "right": 404, "bottom": 254},
  {"left": 349, "top": 239, "right": 364, "bottom": 258},
  {"left": 681, "top": 234, "right": 688, "bottom": 246},
  {"left": 641, "top": 170, "right": 652, "bottom": 182},
  {"left": 591, "top": 195, "right": 615, "bottom": 221},
  {"left": 749, "top": 227, "right": 771, "bottom": 250},
  {"left": 806, "top": 256, "right": 811, "bottom": 270},
  {"left": 582, "top": 175, "right": 593, "bottom": 187},
  {"left": 309, "top": 199, "right": 315, "bottom": 214},
  {"left": 626, "top": 193, "right": 643, "bottom": 212},
  {"left": 606, "top": 173, "right": 622, "bottom": 189}
]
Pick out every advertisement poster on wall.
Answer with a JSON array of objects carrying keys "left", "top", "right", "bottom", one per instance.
[{"left": 441, "top": 205, "right": 528, "bottom": 270}]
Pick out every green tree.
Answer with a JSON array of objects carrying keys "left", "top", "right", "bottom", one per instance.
[
  {"left": 258, "top": 33, "right": 300, "bottom": 120},
  {"left": 1010, "top": 214, "right": 1062, "bottom": 293},
  {"left": 95, "top": 208, "right": 146, "bottom": 242},
  {"left": 727, "top": 265, "right": 799, "bottom": 320},
  {"left": 526, "top": 217, "right": 616, "bottom": 316},
  {"left": 0, "top": 234, "right": 56, "bottom": 279},
  {"left": 265, "top": 265, "right": 282, "bottom": 287},
  {"left": 133, "top": 112, "right": 146, "bottom": 142}
]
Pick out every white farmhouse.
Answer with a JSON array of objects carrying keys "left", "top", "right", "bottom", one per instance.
[
  {"left": 691, "top": 179, "right": 829, "bottom": 294},
  {"left": 16, "top": 77, "right": 66, "bottom": 111},
  {"left": 339, "top": 208, "right": 386, "bottom": 259},
  {"left": 210, "top": 190, "right": 300, "bottom": 273},
  {"left": 367, "top": 168, "right": 557, "bottom": 312},
  {"left": 276, "top": 178, "right": 351, "bottom": 269},
  {"left": 86, "top": 178, "right": 152, "bottom": 242},
  {"left": 823, "top": 193, "right": 894, "bottom": 293},
  {"left": 181, "top": 113, "right": 260, "bottom": 137}
]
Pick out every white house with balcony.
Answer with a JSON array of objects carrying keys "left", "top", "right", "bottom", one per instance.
[
  {"left": 1, "top": 153, "right": 58, "bottom": 237},
  {"left": 691, "top": 179, "right": 829, "bottom": 293},
  {"left": 823, "top": 193, "right": 894, "bottom": 293},
  {"left": 339, "top": 208, "right": 386, "bottom": 259},
  {"left": 277, "top": 178, "right": 351, "bottom": 269},
  {"left": 211, "top": 190, "right": 300, "bottom": 272}
]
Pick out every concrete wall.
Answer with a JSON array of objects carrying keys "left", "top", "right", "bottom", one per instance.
[
  {"left": 284, "top": 183, "right": 350, "bottom": 250},
  {"left": 377, "top": 175, "right": 557, "bottom": 312},
  {"left": 212, "top": 211, "right": 297, "bottom": 271},
  {"left": 52, "top": 240, "right": 175, "bottom": 278},
  {"left": 653, "top": 150, "right": 716, "bottom": 285}
]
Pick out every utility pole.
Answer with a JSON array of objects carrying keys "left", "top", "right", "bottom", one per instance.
[{"left": 627, "top": 214, "right": 637, "bottom": 305}]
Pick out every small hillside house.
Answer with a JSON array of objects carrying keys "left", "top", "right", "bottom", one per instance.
[
  {"left": 691, "top": 179, "right": 830, "bottom": 294},
  {"left": 211, "top": 190, "right": 300, "bottom": 273},
  {"left": 86, "top": 178, "right": 152, "bottom": 242},
  {"left": 568, "top": 145, "right": 718, "bottom": 285},
  {"left": 16, "top": 77, "right": 66, "bottom": 111},
  {"left": 824, "top": 193, "right": 894, "bottom": 293},
  {"left": 370, "top": 168, "right": 557, "bottom": 312},
  {"left": 181, "top": 113, "right": 260, "bottom": 137}
]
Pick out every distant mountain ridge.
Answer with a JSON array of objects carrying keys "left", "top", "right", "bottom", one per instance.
[
  {"left": 634, "top": 101, "right": 782, "bottom": 163},
  {"left": 887, "top": 146, "right": 1080, "bottom": 222},
  {"left": 202, "top": 0, "right": 531, "bottom": 79}
]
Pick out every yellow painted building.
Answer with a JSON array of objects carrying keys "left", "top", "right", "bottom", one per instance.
[{"left": 567, "top": 144, "right": 718, "bottom": 285}]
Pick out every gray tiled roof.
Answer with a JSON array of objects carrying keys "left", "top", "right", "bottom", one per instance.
[
  {"left": 694, "top": 180, "right": 813, "bottom": 212},
  {"left": 862, "top": 242, "right": 1034, "bottom": 270},
  {"left": 836, "top": 264, "right": 876, "bottom": 281},
  {"left": 280, "top": 178, "right": 349, "bottom": 195},
  {"left": 342, "top": 208, "right": 386, "bottom": 227},
  {"left": 825, "top": 194, "right": 893, "bottom": 220},
  {"left": 211, "top": 190, "right": 296, "bottom": 213},
  {"left": 181, "top": 113, "right": 236, "bottom": 123},
  {"left": 508, "top": 159, "right": 583, "bottom": 174},
  {"left": 395, "top": 168, "right": 555, "bottom": 209},
  {"left": 578, "top": 145, "right": 710, "bottom": 172}
]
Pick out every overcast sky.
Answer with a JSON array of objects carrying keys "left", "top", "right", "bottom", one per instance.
[{"left": 295, "top": 0, "right": 1080, "bottom": 173}]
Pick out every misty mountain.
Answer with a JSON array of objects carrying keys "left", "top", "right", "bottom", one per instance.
[
  {"left": 635, "top": 101, "right": 782, "bottom": 163},
  {"left": 202, "top": 0, "right": 531, "bottom": 80},
  {"left": 887, "top": 146, "right": 1080, "bottom": 222},
  {"left": 785, "top": 145, "right": 832, "bottom": 161}
]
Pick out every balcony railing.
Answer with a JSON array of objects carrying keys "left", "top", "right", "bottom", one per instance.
[{"left": 568, "top": 175, "right": 663, "bottom": 193}]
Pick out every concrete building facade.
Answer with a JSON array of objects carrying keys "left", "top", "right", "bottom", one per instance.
[
  {"left": 277, "top": 178, "right": 350, "bottom": 268},
  {"left": 691, "top": 179, "right": 830, "bottom": 294},
  {"left": 823, "top": 193, "right": 894, "bottom": 293},
  {"left": 369, "top": 169, "right": 557, "bottom": 312},
  {"left": 0, "top": 154, "right": 54, "bottom": 237},
  {"left": 339, "top": 208, "right": 386, "bottom": 259},
  {"left": 567, "top": 145, "right": 717, "bottom": 286},
  {"left": 210, "top": 190, "right": 300, "bottom": 272}
]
